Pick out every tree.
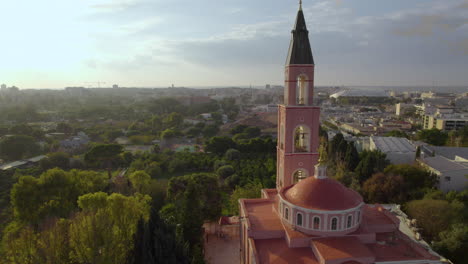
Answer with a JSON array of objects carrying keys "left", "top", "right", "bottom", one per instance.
[
  {"left": 406, "top": 199, "right": 460, "bottom": 240},
  {"left": 11, "top": 169, "right": 80, "bottom": 225},
  {"left": 224, "top": 148, "right": 241, "bottom": 161},
  {"left": 70, "top": 193, "right": 151, "bottom": 264},
  {"left": 129, "top": 171, "right": 151, "bottom": 193},
  {"left": 230, "top": 125, "right": 248, "bottom": 135},
  {"left": 70, "top": 170, "right": 109, "bottom": 195},
  {"left": 202, "top": 124, "right": 219, "bottom": 138},
  {"left": 433, "top": 223, "right": 468, "bottom": 263},
  {"left": 354, "top": 151, "right": 389, "bottom": 183},
  {"left": 416, "top": 129, "right": 448, "bottom": 146},
  {"left": 244, "top": 127, "right": 261, "bottom": 138},
  {"left": 0, "top": 135, "right": 40, "bottom": 161},
  {"left": 362, "top": 173, "right": 407, "bottom": 204},
  {"left": 384, "top": 164, "right": 437, "bottom": 196},
  {"left": 84, "top": 144, "right": 123, "bottom": 178},
  {"left": 385, "top": 130, "right": 409, "bottom": 138},
  {"left": 163, "top": 112, "right": 184, "bottom": 129},
  {"left": 205, "top": 136, "right": 236, "bottom": 155},
  {"left": 217, "top": 165, "right": 235, "bottom": 180},
  {"left": 344, "top": 142, "right": 359, "bottom": 171},
  {"left": 145, "top": 162, "right": 162, "bottom": 179},
  {"left": 160, "top": 128, "right": 180, "bottom": 140},
  {"left": 40, "top": 152, "right": 70, "bottom": 170},
  {"left": 167, "top": 173, "right": 221, "bottom": 221}
]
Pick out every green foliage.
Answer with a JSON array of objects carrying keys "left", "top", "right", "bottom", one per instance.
[
  {"left": 406, "top": 199, "right": 462, "bottom": 240},
  {"left": 362, "top": 173, "right": 407, "bottom": 204},
  {"left": 205, "top": 136, "right": 236, "bottom": 155},
  {"left": 230, "top": 125, "right": 248, "bottom": 135},
  {"left": 69, "top": 193, "right": 151, "bottom": 264},
  {"left": 129, "top": 135, "right": 154, "bottom": 145},
  {"left": 433, "top": 223, "right": 468, "bottom": 263},
  {"left": 384, "top": 164, "right": 437, "bottom": 196},
  {"left": 84, "top": 144, "right": 123, "bottom": 177},
  {"left": 10, "top": 169, "right": 109, "bottom": 225},
  {"left": 354, "top": 150, "right": 389, "bottom": 183},
  {"left": 0, "top": 135, "right": 40, "bottom": 161},
  {"left": 224, "top": 148, "right": 241, "bottom": 161},
  {"left": 40, "top": 152, "right": 70, "bottom": 170},
  {"left": 127, "top": 208, "right": 190, "bottom": 264},
  {"left": 217, "top": 165, "right": 235, "bottom": 180},
  {"left": 385, "top": 130, "right": 409, "bottom": 138},
  {"left": 129, "top": 171, "right": 151, "bottom": 193},
  {"left": 446, "top": 126, "right": 468, "bottom": 147},
  {"left": 167, "top": 173, "right": 221, "bottom": 221},
  {"left": 163, "top": 112, "right": 184, "bottom": 128},
  {"left": 160, "top": 128, "right": 181, "bottom": 140},
  {"left": 416, "top": 128, "right": 448, "bottom": 146},
  {"left": 202, "top": 124, "right": 219, "bottom": 138}
]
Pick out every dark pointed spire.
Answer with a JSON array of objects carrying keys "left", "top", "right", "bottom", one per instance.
[{"left": 286, "top": 2, "right": 314, "bottom": 65}]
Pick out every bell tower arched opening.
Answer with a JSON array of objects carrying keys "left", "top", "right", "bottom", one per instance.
[
  {"left": 294, "top": 125, "right": 310, "bottom": 153},
  {"left": 293, "top": 169, "right": 308, "bottom": 183},
  {"left": 296, "top": 74, "right": 308, "bottom": 105}
]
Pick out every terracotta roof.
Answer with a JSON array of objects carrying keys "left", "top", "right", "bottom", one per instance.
[
  {"left": 243, "top": 200, "right": 284, "bottom": 232},
  {"left": 255, "top": 238, "right": 319, "bottom": 264},
  {"left": 369, "top": 232, "right": 440, "bottom": 262},
  {"left": 311, "top": 237, "right": 374, "bottom": 261},
  {"left": 282, "top": 177, "right": 363, "bottom": 211}
]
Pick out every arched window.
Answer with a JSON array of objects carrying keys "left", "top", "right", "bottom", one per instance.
[
  {"left": 284, "top": 207, "right": 289, "bottom": 220},
  {"left": 293, "top": 170, "right": 307, "bottom": 183},
  {"left": 313, "top": 217, "right": 320, "bottom": 230},
  {"left": 347, "top": 215, "right": 353, "bottom": 228},
  {"left": 331, "top": 217, "right": 338, "bottom": 231},
  {"left": 296, "top": 213, "right": 303, "bottom": 226},
  {"left": 294, "top": 126, "right": 310, "bottom": 153},
  {"left": 296, "top": 75, "right": 307, "bottom": 105}
]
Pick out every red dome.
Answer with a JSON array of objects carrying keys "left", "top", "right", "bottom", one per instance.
[{"left": 282, "top": 176, "right": 362, "bottom": 211}]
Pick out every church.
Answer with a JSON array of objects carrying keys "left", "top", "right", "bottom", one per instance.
[{"left": 238, "top": 3, "right": 447, "bottom": 264}]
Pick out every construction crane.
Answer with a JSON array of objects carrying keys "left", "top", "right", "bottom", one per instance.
[{"left": 84, "top": 82, "right": 106, "bottom": 88}]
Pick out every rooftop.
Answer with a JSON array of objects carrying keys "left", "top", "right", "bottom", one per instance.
[
  {"left": 255, "top": 238, "right": 319, "bottom": 264},
  {"left": 311, "top": 236, "right": 374, "bottom": 261},
  {"left": 371, "top": 136, "right": 416, "bottom": 153},
  {"left": 282, "top": 176, "right": 363, "bottom": 211},
  {"left": 421, "top": 155, "right": 468, "bottom": 172},
  {"left": 427, "top": 146, "right": 468, "bottom": 160}
]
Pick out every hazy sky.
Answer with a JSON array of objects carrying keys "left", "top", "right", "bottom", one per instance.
[{"left": 1, "top": 0, "right": 467, "bottom": 88}]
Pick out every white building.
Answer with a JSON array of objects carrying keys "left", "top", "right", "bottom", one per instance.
[{"left": 419, "top": 156, "right": 468, "bottom": 192}]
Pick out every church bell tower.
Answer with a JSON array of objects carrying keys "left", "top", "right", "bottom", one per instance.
[{"left": 277, "top": 2, "right": 320, "bottom": 189}]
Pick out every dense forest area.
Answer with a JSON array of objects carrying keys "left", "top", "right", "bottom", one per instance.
[{"left": 0, "top": 94, "right": 466, "bottom": 263}]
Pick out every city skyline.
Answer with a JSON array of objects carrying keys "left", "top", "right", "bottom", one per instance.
[{"left": 1, "top": 0, "right": 467, "bottom": 89}]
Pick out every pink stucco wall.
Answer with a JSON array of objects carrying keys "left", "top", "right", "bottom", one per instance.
[
  {"left": 277, "top": 105, "right": 320, "bottom": 189},
  {"left": 284, "top": 65, "right": 315, "bottom": 106}
]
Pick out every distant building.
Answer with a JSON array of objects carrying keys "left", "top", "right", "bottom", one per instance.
[
  {"left": 0, "top": 155, "right": 47, "bottom": 171},
  {"left": 395, "top": 103, "right": 415, "bottom": 116},
  {"left": 419, "top": 146, "right": 468, "bottom": 192},
  {"left": 60, "top": 132, "right": 90, "bottom": 152},
  {"left": 112, "top": 84, "right": 119, "bottom": 89},
  {"left": 419, "top": 155, "right": 468, "bottom": 192},
  {"left": 0, "top": 84, "right": 6, "bottom": 90},
  {"left": 423, "top": 109, "right": 468, "bottom": 131},
  {"left": 369, "top": 136, "right": 416, "bottom": 164}
]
